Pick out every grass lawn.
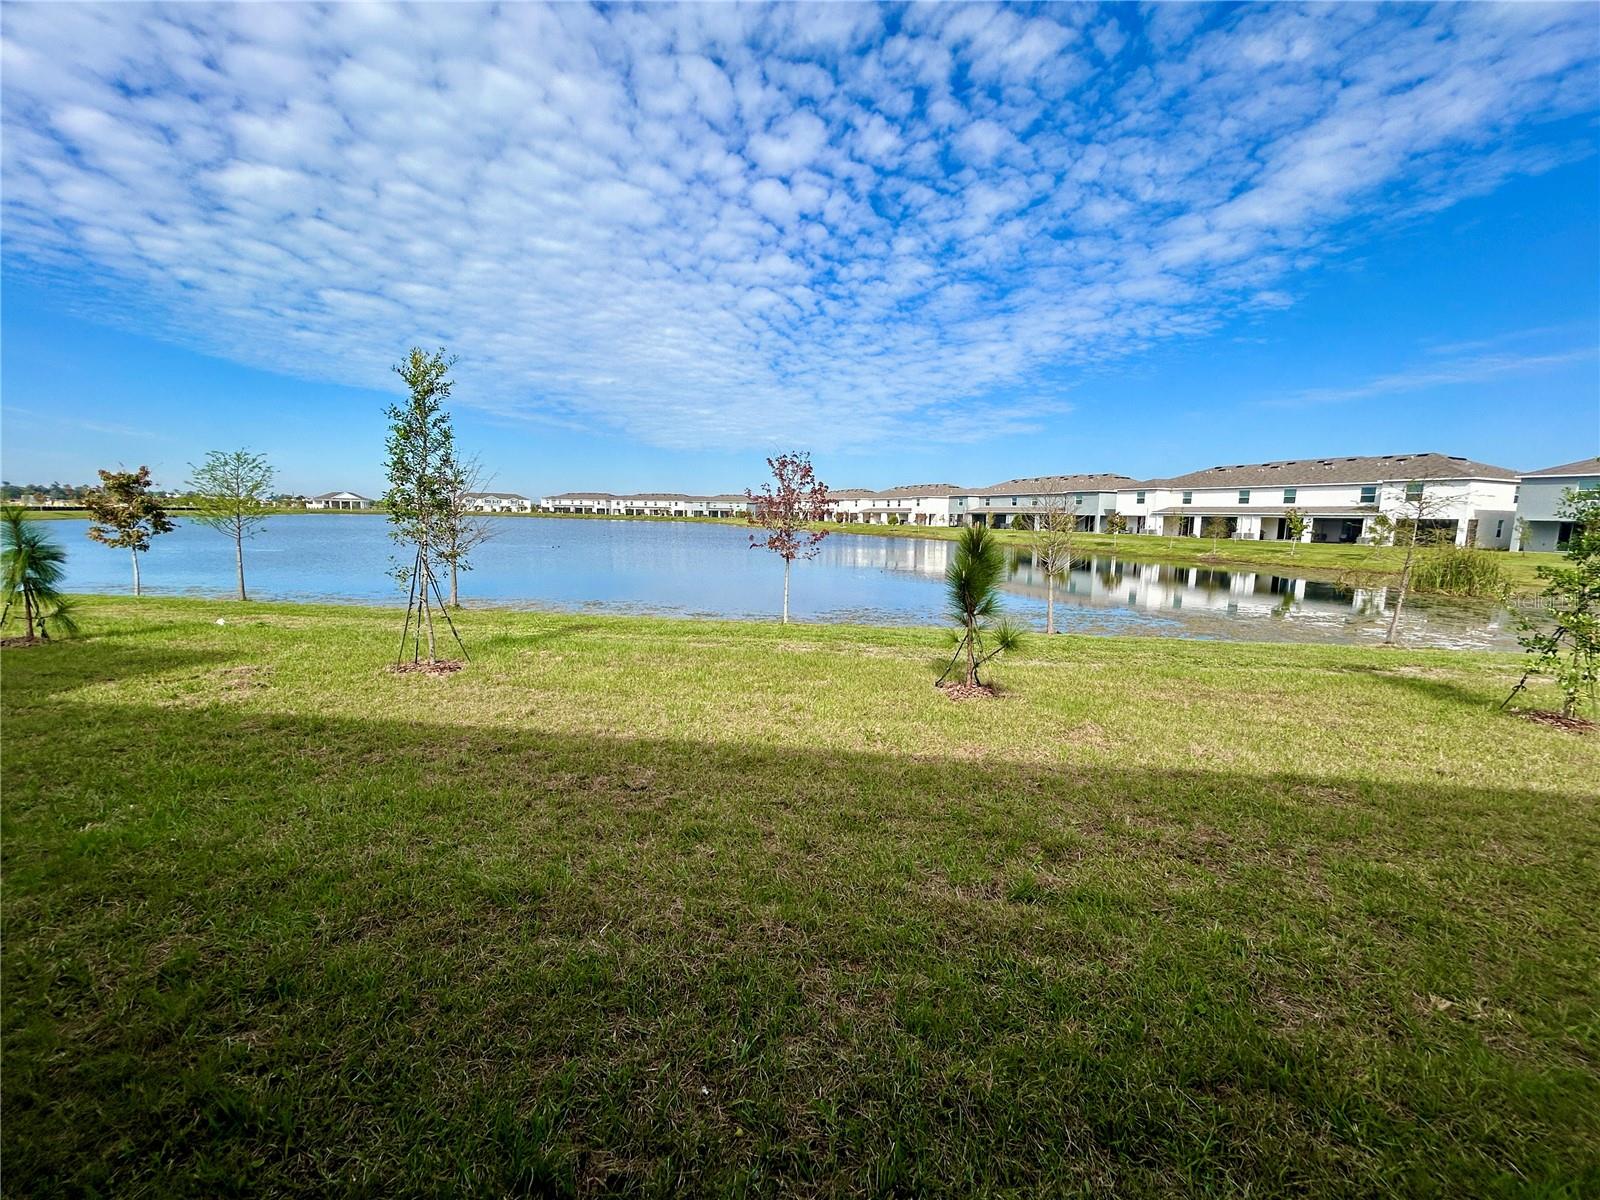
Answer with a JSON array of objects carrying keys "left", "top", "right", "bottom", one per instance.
[{"left": 3, "top": 597, "right": 1597, "bottom": 1196}]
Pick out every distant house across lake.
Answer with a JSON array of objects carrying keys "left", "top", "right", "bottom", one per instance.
[
  {"left": 463, "top": 491, "right": 533, "bottom": 513},
  {"left": 307, "top": 491, "right": 373, "bottom": 511}
]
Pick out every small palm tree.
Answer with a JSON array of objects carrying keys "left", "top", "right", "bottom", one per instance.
[
  {"left": 940, "top": 523, "right": 1023, "bottom": 689},
  {"left": 2, "top": 508, "right": 78, "bottom": 641}
]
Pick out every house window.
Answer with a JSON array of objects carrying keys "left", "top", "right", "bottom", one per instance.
[
  {"left": 1495, "top": 519, "right": 1504, "bottom": 538},
  {"left": 1135, "top": 491, "right": 1146, "bottom": 504},
  {"left": 1074, "top": 492, "right": 1085, "bottom": 504},
  {"left": 1405, "top": 482, "right": 1424, "bottom": 501},
  {"left": 1182, "top": 491, "right": 1193, "bottom": 505},
  {"left": 1283, "top": 488, "right": 1297, "bottom": 504},
  {"left": 1238, "top": 489, "right": 1250, "bottom": 504},
  {"left": 1360, "top": 485, "right": 1378, "bottom": 505}
]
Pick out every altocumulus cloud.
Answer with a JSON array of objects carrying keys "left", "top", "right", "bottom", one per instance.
[{"left": 1, "top": 2, "right": 1595, "bottom": 450}]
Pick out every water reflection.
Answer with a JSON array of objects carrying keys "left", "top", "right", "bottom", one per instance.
[
  {"left": 45, "top": 516, "right": 1517, "bottom": 650},
  {"left": 999, "top": 550, "right": 1514, "bottom": 649}
]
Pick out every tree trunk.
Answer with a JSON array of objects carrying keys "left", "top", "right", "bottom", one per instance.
[
  {"left": 1384, "top": 534, "right": 1417, "bottom": 646},
  {"left": 421, "top": 567, "right": 439, "bottom": 661},
  {"left": 1045, "top": 572, "right": 1055, "bottom": 636},
  {"left": 782, "top": 558, "right": 790, "bottom": 625},
  {"left": 235, "top": 533, "right": 247, "bottom": 601},
  {"left": 450, "top": 559, "right": 460, "bottom": 608},
  {"left": 965, "top": 622, "right": 979, "bottom": 688},
  {"left": 131, "top": 548, "right": 141, "bottom": 597},
  {"left": 23, "top": 589, "right": 35, "bottom": 641}
]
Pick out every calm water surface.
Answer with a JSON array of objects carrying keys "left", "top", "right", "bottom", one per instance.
[{"left": 50, "top": 515, "right": 1518, "bottom": 649}]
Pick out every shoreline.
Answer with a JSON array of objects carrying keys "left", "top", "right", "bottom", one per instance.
[{"left": 21, "top": 506, "right": 1561, "bottom": 596}]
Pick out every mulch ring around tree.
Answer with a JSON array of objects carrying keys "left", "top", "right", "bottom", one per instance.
[
  {"left": 937, "top": 681, "right": 997, "bottom": 701},
  {"left": 387, "top": 659, "right": 465, "bottom": 677},
  {"left": 0, "top": 636, "right": 46, "bottom": 649},
  {"left": 1515, "top": 708, "right": 1597, "bottom": 734}
]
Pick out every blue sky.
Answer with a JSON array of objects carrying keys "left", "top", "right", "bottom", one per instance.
[{"left": 2, "top": 2, "right": 1597, "bottom": 497}]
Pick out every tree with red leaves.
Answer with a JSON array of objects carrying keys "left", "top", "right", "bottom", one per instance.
[{"left": 746, "top": 451, "right": 832, "bottom": 624}]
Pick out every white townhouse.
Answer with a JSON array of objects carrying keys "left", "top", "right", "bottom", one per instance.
[
  {"left": 539, "top": 491, "right": 749, "bottom": 517},
  {"left": 827, "top": 488, "right": 880, "bottom": 522},
  {"left": 462, "top": 491, "right": 533, "bottom": 513},
  {"left": 1511, "top": 457, "right": 1600, "bottom": 552},
  {"left": 967, "top": 474, "right": 1138, "bottom": 530},
  {"left": 542, "top": 491, "right": 616, "bottom": 513},
  {"left": 306, "top": 490, "right": 373, "bottom": 510},
  {"left": 827, "top": 475, "right": 1136, "bottom": 528},
  {"left": 855, "top": 483, "right": 971, "bottom": 526},
  {"left": 1114, "top": 453, "right": 1518, "bottom": 547}
]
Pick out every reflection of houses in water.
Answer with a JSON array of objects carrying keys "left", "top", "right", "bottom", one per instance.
[
  {"left": 825, "top": 536, "right": 951, "bottom": 577},
  {"left": 998, "top": 554, "right": 1395, "bottom": 622}
]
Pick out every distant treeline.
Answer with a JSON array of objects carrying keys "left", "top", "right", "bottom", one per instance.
[{"left": 2, "top": 482, "right": 93, "bottom": 501}]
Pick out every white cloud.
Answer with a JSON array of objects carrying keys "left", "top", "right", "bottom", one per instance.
[
  {"left": 1267, "top": 347, "right": 1600, "bottom": 408},
  {"left": 0, "top": 2, "right": 1595, "bottom": 452}
]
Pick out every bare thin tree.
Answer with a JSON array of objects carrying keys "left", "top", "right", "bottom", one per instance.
[
  {"left": 440, "top": 453, "right": 496, "bottom": 608},
  {"left": 1032, "top": 493, "right": 1079, "bottom": 635},
  {"left": 1366, "top": 479, "right": 1461, "bottom": 647}
]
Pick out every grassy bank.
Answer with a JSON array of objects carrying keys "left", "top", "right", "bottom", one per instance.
[{"left": 4, "top": 598, "right": 1597, "bottom": 1196}]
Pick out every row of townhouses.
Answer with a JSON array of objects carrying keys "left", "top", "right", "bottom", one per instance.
[
  {"left": 542, "top": 453, "right": 1600, "bottom": 551},
  {"left": 303, "top": 490, "right": 535, "bottom": 512}
]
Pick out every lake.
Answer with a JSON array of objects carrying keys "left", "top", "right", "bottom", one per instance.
[{"left": 46, "top": 515, "right": 1519, "bottom": 649}]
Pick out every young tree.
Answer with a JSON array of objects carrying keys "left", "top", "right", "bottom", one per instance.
[
  {"left": 1364, "top": 479, "right": 1459, "bottom": 647},
  {"left": 439, "top": 453, "right": 497, "bottom": 608},
  {"left": 84, "top": 466, "right": 174, "bottom": 596},
  {"left": 384, "top": 347, "right": 466, "bottom": 664},
  {"left": 1032, "top": 494, "right": 1079, "bottom": 635},
  {"left": 1104, "top": 511, "right": 1128, "bottom": 552},
  {"left": 1201, "top": 515, "right": 1231, "bottom": 555},
  {"left": 187, "top": 449, "right": 275, "bottom": 600},
  {"left": 1284, "top": 507, "right": 1308, "bottom": 558},
  {"left": 1504, "top": 488, "right": 1600, "bottom": 719},
  {"left": 939, "top": 523, "right": 1023, "bottom": 690},
  {"left": 1, "top": 508, "right": 77, "bottom": 641},
  {"left": 746, "top": 451, "right": 832, "bottom": 624}
]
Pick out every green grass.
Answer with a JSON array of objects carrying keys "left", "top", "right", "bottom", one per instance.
[{"left": 4, "top": 597, "right": 1597, "bottom": 1197}]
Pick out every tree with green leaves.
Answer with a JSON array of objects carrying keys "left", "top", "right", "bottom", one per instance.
[
  {"left": 1504, "top": 488, "right": 1599, "bottom": 719},
  {"left": 1284, "top": 508, "right": 1308, "bottom": 558},
  {"left": 384, "top": 347, "right": 467, "bottom": 665},
  {"left": 939, "top": 523, "right": 1023, "bottom": 690},
  {"left": 1103, "top": 510, "right": 1127, "bottom": 552},
  {"left": 84, "top": 466, "right": 174, "bottom": 596},
  {"left": 187, "top": 449, "right": 275, "bottom": 600},
  {"left": 2, "top": 508, "right": 77, "bottom": 641}
]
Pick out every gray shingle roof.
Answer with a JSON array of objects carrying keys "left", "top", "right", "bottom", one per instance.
[
  {"left": 976, "top": 473, "right": 1139, "bottom": 495},
  {"left": 1147, "top": 453, "right": 1516, "bottom": 489},
  {"left": 874, "top": 482, "right": 968, "bottom": 498},
  {"left": 1522, "top": 457, "right": 1600, "bottom": 477}
]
